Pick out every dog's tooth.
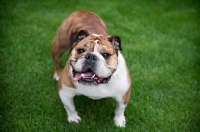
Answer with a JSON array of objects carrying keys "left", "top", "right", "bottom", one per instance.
[
  {"left": 81, "top": 73, "right": 85, "bottom": 78},
  {"left": 91, "top": 74, "right": 95, "bottom": 79}
]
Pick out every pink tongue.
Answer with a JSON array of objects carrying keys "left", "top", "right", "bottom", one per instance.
[{"left": 73, "top": 72, "right": 94, "bottom": 81}]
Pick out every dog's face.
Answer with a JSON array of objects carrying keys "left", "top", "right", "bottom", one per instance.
[{"left": 70, "top": 30, "right": 122, "bottom": 85}]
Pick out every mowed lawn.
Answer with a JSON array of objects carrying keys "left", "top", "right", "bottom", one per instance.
[{"left": 0, "top": 0, "right": 199, "bottom": 131}]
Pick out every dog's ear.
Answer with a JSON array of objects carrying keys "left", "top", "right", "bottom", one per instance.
[
  {"left": 74, "top": 30, "right": 89, "bottom": 42},
  {"left": 108, "top": 36, "right": 122, "bottom": 51}
]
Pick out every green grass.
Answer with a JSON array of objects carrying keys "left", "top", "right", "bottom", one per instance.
[{"left": 0, "top": 0, "right": 199, "bottom": 131}]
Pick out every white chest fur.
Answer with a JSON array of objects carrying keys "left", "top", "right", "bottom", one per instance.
[{"left": 72, "top": 74, "right": 128, "bottom": 99}]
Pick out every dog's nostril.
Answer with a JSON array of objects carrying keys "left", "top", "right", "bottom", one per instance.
[
  {"left": 85, "top": 54, "right": 90, "bottom": 59},
  {"left": 92, "top": 55, "right": 97, "bottom": 60}
]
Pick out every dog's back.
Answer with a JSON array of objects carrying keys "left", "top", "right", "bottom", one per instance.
[{"left": 52, "top": 9, "right": 107, "bottom": 50}]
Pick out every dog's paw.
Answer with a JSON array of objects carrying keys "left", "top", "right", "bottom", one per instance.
[
  {"left": 68, "top": 113, "right": 81, "bottom": 123},
  {"left": 53, "top": 72, "right": 60, "bottom": 81},
  {"left": 114, "top": 115, "right": 126, "bottom": 127}
]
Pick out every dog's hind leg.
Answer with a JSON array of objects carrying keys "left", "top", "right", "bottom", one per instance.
[{"left": 51, "top": 36, "right": 68, "bottom": 80}]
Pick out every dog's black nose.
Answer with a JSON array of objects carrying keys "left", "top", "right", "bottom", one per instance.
[{"left": 85, "top": 53, "right": 97, "bottom": 63}]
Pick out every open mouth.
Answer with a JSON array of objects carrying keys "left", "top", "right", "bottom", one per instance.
[{"left": 72, "top": 69, "right": 111, "bottom": 85}]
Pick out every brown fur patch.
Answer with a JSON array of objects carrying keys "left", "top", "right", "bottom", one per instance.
[
  {"left": 123, "top": 60, "right": 131, "bottom": 104},
  {"left": 58, "top": 59, "right": 75, "bottom": 90},
  {"left": 123, "top": 87, "right": 131, "bottom": 104}
]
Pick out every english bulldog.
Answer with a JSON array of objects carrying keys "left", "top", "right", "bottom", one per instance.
[{"left": 51, "top": 9, "right": 131, "bottom": 127}]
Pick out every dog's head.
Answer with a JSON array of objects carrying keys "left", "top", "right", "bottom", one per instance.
[{"left": 70, "top": 30, "right": 122, "bottom": 85}]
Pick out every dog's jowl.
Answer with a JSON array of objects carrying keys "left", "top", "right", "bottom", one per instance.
[{"left": 51, "top": 9, "right": 131, "bottom": 127}]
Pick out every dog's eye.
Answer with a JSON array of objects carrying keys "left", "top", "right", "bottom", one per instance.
[
  {"left": 102, "top": 53, "right": 111, "bottom": 59},
  {"left": 77, "top": 48, "right": 85, "bottom": 54}
]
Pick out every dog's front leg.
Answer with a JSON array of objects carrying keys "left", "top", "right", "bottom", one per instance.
[
  {"left": 113, "top": 96, "right": 127, "bottom": 127},
  {"left": 59, "top": 88, "right": 81, "bottom": 123}
]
